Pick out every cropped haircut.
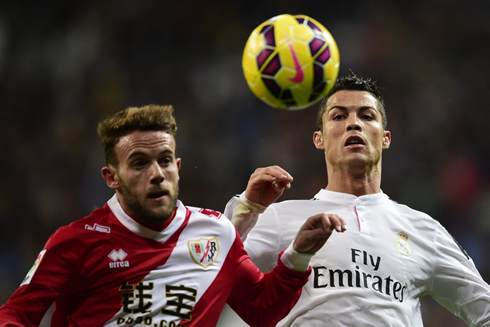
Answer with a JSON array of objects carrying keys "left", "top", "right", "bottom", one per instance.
[
  {"left": 97, "top": 105, "right": 177, "bottom": 167},
  {"left": 316, "top": 73, "right": 387, "bottom": 131}
]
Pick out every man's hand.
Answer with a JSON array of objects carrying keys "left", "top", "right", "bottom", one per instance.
[
  {"left": 294, "top": 214, "right": 346, "bottom": 254},
  {"left": 244, "top": 166, "right": 293, "bottom": 207}
]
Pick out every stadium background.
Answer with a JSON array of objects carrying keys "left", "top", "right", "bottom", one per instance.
[{"left": 0, "top": 1, "right": 489, "bottom": 325}]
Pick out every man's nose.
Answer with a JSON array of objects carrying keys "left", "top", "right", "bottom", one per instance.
[
  {"left": 346, "top": 114, "right": 362, "bottom": 131},
  {"left": 150, "top": 162, "right": 164, "bottom": 184}
]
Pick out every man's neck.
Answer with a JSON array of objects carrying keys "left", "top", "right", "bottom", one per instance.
[
  {"left": 130, "top": 210, "right": 176, "bottom": 231},
  {"left": 116, "top": 193, "right": 176, "bottom": 231},
  {"left": 325, "top": 165, "right": 382, "bottom": 197}
]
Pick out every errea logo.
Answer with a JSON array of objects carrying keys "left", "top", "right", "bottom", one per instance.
[{"left": 108, "top": 249, "right": 130, "bottom": 268}]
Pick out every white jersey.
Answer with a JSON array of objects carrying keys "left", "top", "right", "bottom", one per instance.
[{"left": 222, "top": 189, "right": 490, "bottom": 327}]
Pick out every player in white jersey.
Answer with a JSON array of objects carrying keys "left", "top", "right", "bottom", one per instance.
[
  {"left": 218, "top": 74, "right": 490, "bottom": 326},
  {"left": 0, "top": 105, "right": 346, "bottom": 326}
]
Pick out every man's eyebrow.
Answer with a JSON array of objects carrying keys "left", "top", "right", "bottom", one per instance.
[
  {"left": 359, "top": 106, "right": 378, "bottom": 112},
  {"left": 128, "top": 149, "right": 174, "bottom": 158},
  {"left": 127, "top": 151, "right": 148, "bottom": 160},
  {"left": 159, "top": 149, "right": 175, "bottom": 156},
  {"left": 328, "top": 106, "right": 347, "bottom": 112},
  {"left": 328, "top": 106, "right": 378, "bottom": 112}
]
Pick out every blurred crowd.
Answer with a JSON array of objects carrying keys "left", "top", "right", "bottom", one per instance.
[{"left": 1, "top": 1, "right": 489, "bottom": 325}]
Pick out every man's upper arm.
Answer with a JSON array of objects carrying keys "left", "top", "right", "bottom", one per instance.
[
  {"left": 430, "top": 225, "right": 490, "bottom": 326},
  {"left": 224, "top": 193, "right": 266, "bottom": 241},
  {"left": 243, "top": 205, "right": 282, "bottom": 272},
  {"left": 0, "top": 225, "right": 81, "bottom": 326},
  {"left": 224, "top": 193, "right": 283, "bottom": 272}
]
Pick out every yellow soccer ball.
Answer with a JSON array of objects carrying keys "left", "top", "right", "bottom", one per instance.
[{"left": 242, "top": 14, "right": 340, "bottom": 110}]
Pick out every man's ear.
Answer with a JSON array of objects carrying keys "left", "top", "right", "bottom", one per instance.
[
  {"left": 176, "top": 158, "right": 181, "bottom": 181},
  {"left": 313, "top": 131, "right": 325, "bottom": 150},
  {"left": 101, "top": 166, "right": 119, "bottom": 190},
  {"left": 382, "top": 130, "right": 391, "bottom": 149}
]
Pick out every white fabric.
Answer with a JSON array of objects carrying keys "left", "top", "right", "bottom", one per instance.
[
  {"left": 220, "top": 189, "right": 490, "bottom": 327},
  {"left": 224, "top": 192, "right": 266, "bottom": 242}
]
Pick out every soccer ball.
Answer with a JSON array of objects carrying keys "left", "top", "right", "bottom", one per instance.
[{"left": 242, "top": 14, "right": 340, "bottom": 110}]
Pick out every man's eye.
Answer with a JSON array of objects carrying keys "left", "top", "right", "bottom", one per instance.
[
  {"left": 333, "top": 114, "right": 344, "bottom": 120},
  {"left": 132, "top": 161, "right": 146, "bottom": 168},
  {"left": 160, "top": 158, "right": 171, "bottom": 165},
  {"left": 362, "top": 115, "right": 374, "bottom": 120}
]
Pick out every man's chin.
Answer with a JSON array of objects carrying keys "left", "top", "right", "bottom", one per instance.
[
  {"left": 145, "top": 201, "right": 176, "bottom": 220},
  {"left": 343, "top": 151, "right": 373, "bottom": 162}
]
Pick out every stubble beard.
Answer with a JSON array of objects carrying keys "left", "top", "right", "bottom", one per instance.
[{"left": 118, "top": 177, "right": 179, "bottom": 224}]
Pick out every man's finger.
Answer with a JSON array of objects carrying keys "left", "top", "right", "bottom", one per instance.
[
  {"left": 273, "top": 179, "right": 292, "bottom": 190},
  {"left": 320, "top": 214, "right": 347, "bottom": 233},
  {"left": 249, "top": 167, "right": 293, "bottom": 186}
]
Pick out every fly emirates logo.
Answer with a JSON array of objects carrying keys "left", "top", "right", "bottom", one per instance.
[{"left": 313, "top": 248, "right": 407, "bottom": 302}]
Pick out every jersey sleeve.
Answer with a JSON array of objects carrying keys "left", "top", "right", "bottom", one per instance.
[
  {"left": 242, "top": 205, "right": 283, "bottom": 273},
  {"left": 226, "top": 234, "right": 311, "bottom": 327},
  {"left": 0, "top": 225, "right": 82, "bottom": 326},
  {"left": 429, "top": 224, "right": 490, "bottom": 326},
  {"left": 224, "top": 193, "right": 266, "bottom": 242}
]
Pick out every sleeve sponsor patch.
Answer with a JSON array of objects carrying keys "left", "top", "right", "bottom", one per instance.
[{"left": 20, "top": 249, "right": 47, "bottom": 286}]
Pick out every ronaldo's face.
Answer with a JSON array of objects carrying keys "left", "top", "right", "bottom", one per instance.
[
  {"left": 314, "top": 90, "right": 391, "bottom": 171},
  {"left": 111, "top": 130, "right": 181, "bottom": 224}
]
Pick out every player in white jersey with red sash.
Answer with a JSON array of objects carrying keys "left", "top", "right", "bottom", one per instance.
[
  {"left": 219, "top": 75, "right": 490, "bottom": 326},
  {"left": 0, "top": 105, "right": 346, "bottom": 326}
]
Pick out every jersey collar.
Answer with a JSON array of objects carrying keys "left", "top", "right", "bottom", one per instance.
[
  {"left": 107, "top": 194, "right": 186, "bottom": 241},
  {"left": 313, "top": 189, "right": 389, "bottom": 206}
]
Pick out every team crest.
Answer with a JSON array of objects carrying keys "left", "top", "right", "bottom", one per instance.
[
  {"left": 188, "top": 238, "right": 219, "bottom": 268},
  {"left": 395, "top": 231, "right": 412, "bottom": 256}
]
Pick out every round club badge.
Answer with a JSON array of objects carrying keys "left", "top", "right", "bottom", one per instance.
[{"left": 395, "top": 231, "right": 412, "bottom": 256}]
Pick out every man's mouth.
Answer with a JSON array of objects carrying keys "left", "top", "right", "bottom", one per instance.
[
  {"left": 147, "top": 190, "right": 169, "bottom": 200},
  {"left": 344, "top": 135, "right": 366, "bottom": 147}
]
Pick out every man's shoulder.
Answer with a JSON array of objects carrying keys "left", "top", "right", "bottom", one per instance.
[
  {"left": 270, "top": 197, "right": 331, "bottom": 212},
  {"left": 273, "top": 197, "right": 317, "bottom": 206},
  {"left": 187, "top": 206, "right": 225, "bottom": 220},
  {"left": 70, "top": 204, "right": 115, "bottom": 231},
  {"left": 386, "top": 198, "right": 434, "bottom": 220},
  {"left": 186, "top": 206, "right": 234, "bottom": 228},
  {"left": 383, "top": 198, "right": 444, "bottom": 233},
  {"left": 49, "top": 204, "right": 115, "bottom": 244}
]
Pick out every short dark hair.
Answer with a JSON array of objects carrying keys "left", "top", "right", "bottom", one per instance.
[
  {"left": 97, "top": 105, "right": 177, "bottom": 167},
  {"left": 316, "top": 73, "right": 387, "bottom": 131}
]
